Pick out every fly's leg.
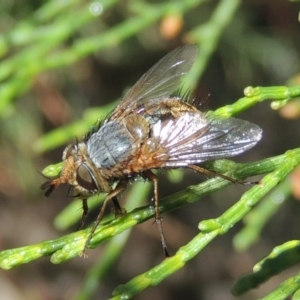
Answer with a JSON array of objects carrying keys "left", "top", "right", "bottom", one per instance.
[
  {"left": 77, "top": 198, "right": 88, "bottom": 230},
  {"left": 188, "top": 164, "right": 258, "bottom": 185},
  {"left": 78, "top": 197, "right": 123, "bottom": 231},
  {"left": 112, "top": 197, "right": 126, "bottom": 218},
  {"left": 143, "top": 170, "right": 170, "bottom": 257},
  {"left": 81, "top": 181, "right": 127, "bottom": 258}
]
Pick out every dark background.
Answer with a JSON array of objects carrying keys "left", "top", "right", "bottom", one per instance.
[{"left": 0, "top": 1, "right": 300, "bottom": 299}]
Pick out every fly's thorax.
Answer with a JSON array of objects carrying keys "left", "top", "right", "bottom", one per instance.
[
  {"left": 61, "top": 143, "right": 111, "bottom": 197},
  {"left": 85, "top": 117, "right": 150, "bottom": 172}
]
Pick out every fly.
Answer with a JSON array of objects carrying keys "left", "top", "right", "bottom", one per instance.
[{"left": 41, "top": 45, "right": 262, "bottom": 257}]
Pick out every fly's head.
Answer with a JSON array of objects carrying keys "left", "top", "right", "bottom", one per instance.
[{"left": 41, "top": 143, "right": 101, "bottom": 198}]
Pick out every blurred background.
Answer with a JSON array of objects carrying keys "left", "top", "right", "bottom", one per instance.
[{"left": 1, "top": 0, "right": 300, "bottom": 299}]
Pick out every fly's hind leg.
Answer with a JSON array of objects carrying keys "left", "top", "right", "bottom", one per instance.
[
  {"left": 188, "top": 164, "right": 258, "bottom": 185},
  {"left": 143, "top": 170, "right": 170, "bottom": 257}
]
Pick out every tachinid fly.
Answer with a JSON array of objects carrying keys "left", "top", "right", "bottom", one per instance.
[{"left": 41, "top": 45, "right": 262, "bottom": 257}]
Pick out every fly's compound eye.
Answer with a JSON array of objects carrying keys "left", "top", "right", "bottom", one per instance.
[{"left": 76, "top": 164, "right": 98, "bottom": 192}]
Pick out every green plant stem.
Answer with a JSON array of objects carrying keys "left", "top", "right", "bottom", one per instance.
[
  {"left": 75, "top": 182, "right": 151, "bottom": 300},
  {"left": 110, "top": 229, "right": 219, "bottom": 300},
  {"left": 110, "top": 149, "right": 300, "bottom": 299},
  {"left": 214, "top": 85, "right": 300, "bottom": 117},
  {"left": 260, "top": 273, "right": 300, "bottom": 300},
  {"left": 232, "top": 240, "right": 300, "bottom": 298},
  {"left": 233, "top": 176, "right": 291, "bottom": 251},
  {"left": 1, "top": 149, "right": 299, "bottom": 270}
]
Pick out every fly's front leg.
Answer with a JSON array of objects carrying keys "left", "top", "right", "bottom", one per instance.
[
  {"left": 81, "top": 181, "right": 127, "bottom": 258},
  {"left": 77, "top": 198, "right": 88, "bottom": 231},
  {"left": 143, "top": 170, "right": 170, "bottom": 257},
  {"left": 112, "top": 197, "right": 126, "bottom": 218}
]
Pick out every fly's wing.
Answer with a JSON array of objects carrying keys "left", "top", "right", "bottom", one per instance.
[
  {"left": 150, "top": 113, "right": 262, "bottom": 167},
  {"left": 107, "top": 45, "right": 198, "bottom": 120}
]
